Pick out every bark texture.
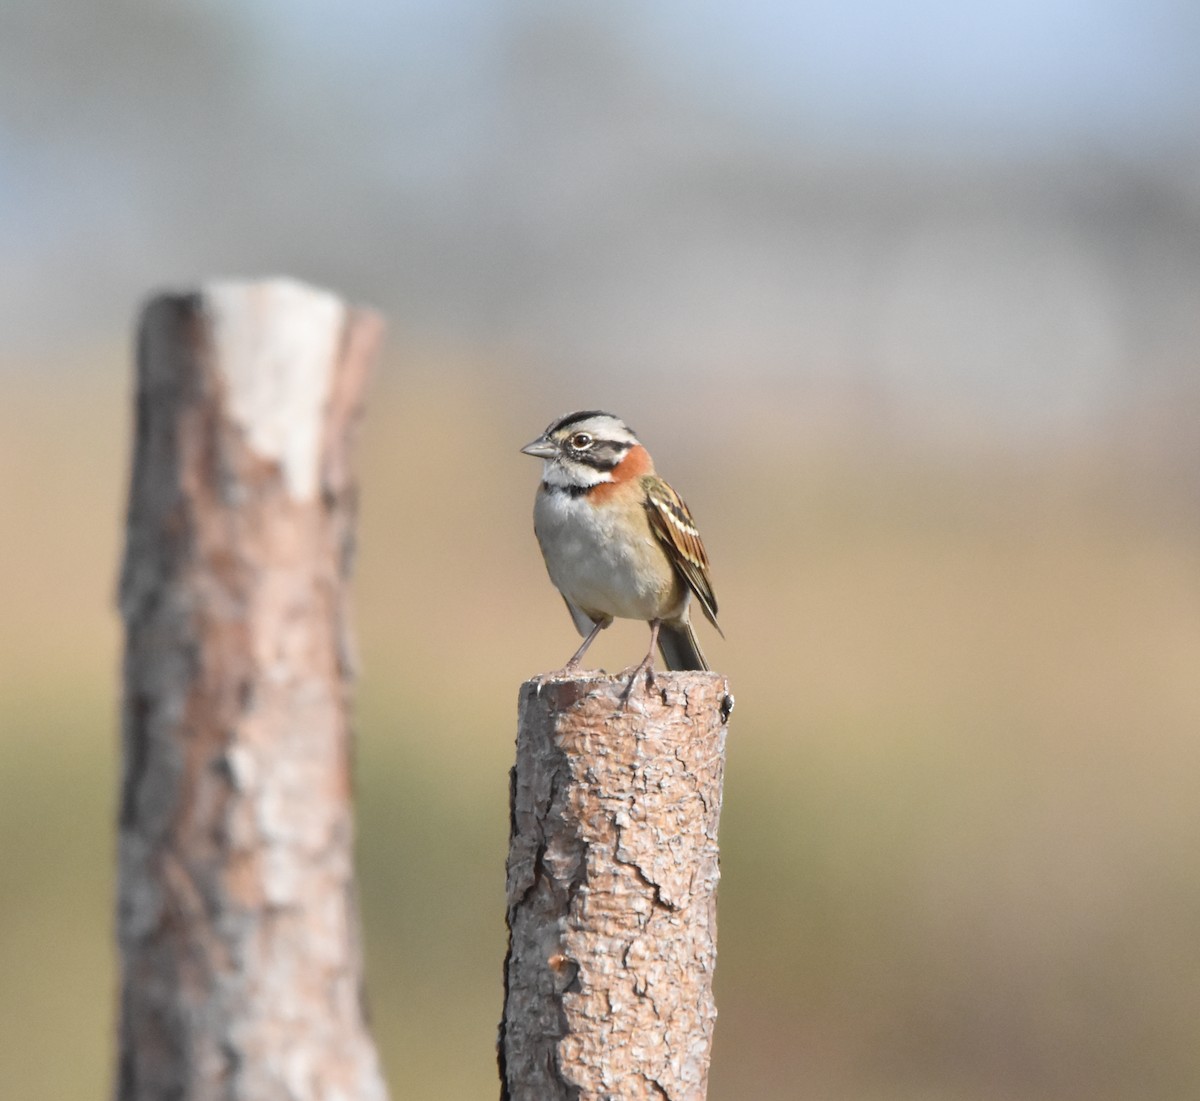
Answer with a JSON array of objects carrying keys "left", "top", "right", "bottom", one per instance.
[
  {"left": 500, "top": 671, "right": 734, "bottom": 1101},
  {"left": 116, "top": 279, "right": 388, "bottom": 1101}
]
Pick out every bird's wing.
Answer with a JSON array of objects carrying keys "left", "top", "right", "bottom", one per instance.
[{"left": 642, "top": 475, "right": 721, "bottom": 633}]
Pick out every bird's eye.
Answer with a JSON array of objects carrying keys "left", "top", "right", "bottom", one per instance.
[{"left": 570, "top": 433, "right": 593, "bottom": 449}]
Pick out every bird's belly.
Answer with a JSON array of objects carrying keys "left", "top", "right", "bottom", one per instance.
[{"left": 534, "top": 493, "right": 681, "bottom": 622}]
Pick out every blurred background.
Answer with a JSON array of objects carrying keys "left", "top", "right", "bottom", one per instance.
[{"left": 3, "top": 2, "right": 1200, "bottom": 1098}]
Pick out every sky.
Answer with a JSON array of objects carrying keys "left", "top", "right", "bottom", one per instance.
[
  {"left": 644, "top": 0, "right": 1200, "bottom": 152},
  {"left": 252, "top": 0, "right": 1200, "bottom": 154},
  {"left": 2, "top": 0, "right": 1198, "bottom": 438}
]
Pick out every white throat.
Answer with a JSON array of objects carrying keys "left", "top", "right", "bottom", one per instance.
[{"left": 542, "top": 460, "right": 613, "bottom": 489}]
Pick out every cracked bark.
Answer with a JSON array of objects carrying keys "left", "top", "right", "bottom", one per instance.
[
  {"left": 500, "top": 672, "right": 733, "bottom": 1101},
  {"left": 115, "top": 280, "right": 388, "bottom": 1101}
]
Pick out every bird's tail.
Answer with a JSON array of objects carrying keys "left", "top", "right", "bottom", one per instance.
[{"left": 657, "top": 620, "right": 709, "bottom": 671}]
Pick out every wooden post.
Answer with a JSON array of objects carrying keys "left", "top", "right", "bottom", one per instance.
[
  {"left": 115, "top": 280, "right": 388, "bottom": 1101},
  {"left": 499, "top": 671, "right": 734, "bottom": 1101}
]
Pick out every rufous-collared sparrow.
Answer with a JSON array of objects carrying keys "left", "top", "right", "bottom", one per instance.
[{"left": 521, "top": 411, "right": 721, "bottom": 681}]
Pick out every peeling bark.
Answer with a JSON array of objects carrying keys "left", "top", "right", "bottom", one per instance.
[
  {"left": 500, "top": 672, "right": 733, "bottom": 1101},
  {"left": 115, "top": 280, "right": 388, "bottom": 1101}
]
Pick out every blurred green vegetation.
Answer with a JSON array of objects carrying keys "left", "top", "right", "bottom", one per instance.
[{"left": 2, "top": 357, "right": 1199, "bottom": 1100}]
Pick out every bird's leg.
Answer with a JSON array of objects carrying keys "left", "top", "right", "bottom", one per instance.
[
  {"left": 551, "top": 619, "right": 605, "bottom": 677},
  {"left": 621, "top": 619, "right": 661, "bottom": 699}
]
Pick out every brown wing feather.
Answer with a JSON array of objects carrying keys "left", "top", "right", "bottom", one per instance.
[{"left": 642, "top": 475, "right": 722, "bottom": 633}]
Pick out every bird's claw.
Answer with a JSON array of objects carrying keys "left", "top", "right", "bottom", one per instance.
[{"left": 617, "top": 658, "right": 657, "bottom": 703}]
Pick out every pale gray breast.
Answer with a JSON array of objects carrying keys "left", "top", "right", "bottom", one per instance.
[{"left": 533, "top": 486, "right": 683, "bottom": 621}]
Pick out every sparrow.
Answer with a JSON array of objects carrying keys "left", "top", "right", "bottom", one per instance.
[{"left": 521, "top": 410, "right": 721, "bottom": 681}]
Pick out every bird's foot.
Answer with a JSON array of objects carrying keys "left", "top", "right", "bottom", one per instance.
[
  {"left": 545, "top": 657, "right": 585, "bottom": 680},
  {"left": 617, "top": 656, "right": 657, "bottom": 702}
]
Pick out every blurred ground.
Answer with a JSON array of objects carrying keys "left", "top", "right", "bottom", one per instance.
[{"left": 2, "top": 349, "right": 1198, "bottom": 1100}]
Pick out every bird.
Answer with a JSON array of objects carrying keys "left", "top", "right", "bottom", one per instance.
[{"left": 520, "top": 410, "right": 721, "bottom": 684}]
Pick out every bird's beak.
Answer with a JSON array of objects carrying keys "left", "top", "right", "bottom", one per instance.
[{"left": 520, "top": 437, "right": 558, "bottom": 459}]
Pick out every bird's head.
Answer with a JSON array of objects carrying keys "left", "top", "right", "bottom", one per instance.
[{"left": 521, "top": 411, "right": 644, "bottom": 490}]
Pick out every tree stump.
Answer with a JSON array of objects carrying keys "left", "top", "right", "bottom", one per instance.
[
  {"left": 115, "top": 279, "right": 388, "bottom": 1101},
  {"left": 500, "top": 671, "right": 733, "bottom": 1101}
]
